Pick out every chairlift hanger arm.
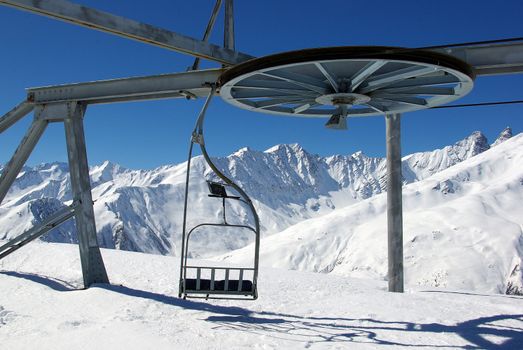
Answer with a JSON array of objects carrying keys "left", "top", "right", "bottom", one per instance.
[
  {"left": 0, "top": 0, "right": 253, "bottom": 65},
  {"left": 179, "top": 88, "right": 261, "bottom": 300}
]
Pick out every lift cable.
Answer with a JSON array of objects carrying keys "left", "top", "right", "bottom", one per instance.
[{"left": 431, "top": 99, "right": 523, "bottom": 109}]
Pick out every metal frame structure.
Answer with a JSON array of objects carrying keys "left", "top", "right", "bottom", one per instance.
[{"left": 0, "top": 0, "right": 522, "bottom": 292}]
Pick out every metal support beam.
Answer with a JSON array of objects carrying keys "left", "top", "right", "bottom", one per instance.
[
  {"left": 0, "top": 101, "right": 34, "bottom": 134},
  {"left": 429, "top": 41, "right": 523, "bottom": 76},
  {"left": 27, "top": 68, "right": 223, "bottom": 105},
  {"left": 63, "top": 102, "right": 109, "bottom": 287},
  {"left": 0, "top": 0, "right": 253, "bottom": 65},
  {"left": 224, "top": 0, "right": 235, "bottom": 51},
  {"left": 1, "top": 0, "right": 523, "bottom": 75},
  {"left": 0, "top": 117, "right": 47, "bottom": 206},
  {"left": 0, "top": 204, "right": 76, "bottom": 260},
  {"left": 191, "top": 0, "right": 223, "bottom": 71},
  {"left": 385, "top": 113, "right": 404, "bottom": 293}
]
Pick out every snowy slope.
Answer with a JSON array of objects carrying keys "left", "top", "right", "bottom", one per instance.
[
  {"left": 0, "top": 242, "right": 521, "bottom": 349},
  {"left": 224, "top": 133, "right": 523, "bottom": 295},
  {"left": 0, "top": 129, "right": 502, "bottom": 257}
]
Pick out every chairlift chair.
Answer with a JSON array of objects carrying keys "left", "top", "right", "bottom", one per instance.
[{"left": 179, "top": 87, "right": 260, "bottom": 300}]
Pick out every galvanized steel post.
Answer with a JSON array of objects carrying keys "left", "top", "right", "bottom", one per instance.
[
  {"left": 386, "top": 113, "right": 404, "bottom": 293},
  {"left": 64, "top": 102, "right": 109, "bottom": 287}
]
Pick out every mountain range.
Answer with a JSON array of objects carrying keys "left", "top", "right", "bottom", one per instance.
[{"left": 1, "top": 127, "right": 521, "bottom": 294}]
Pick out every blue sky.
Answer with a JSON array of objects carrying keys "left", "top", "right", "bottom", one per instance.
[{"left": 1, "top": 0, "right": 522, "bottom": 169}]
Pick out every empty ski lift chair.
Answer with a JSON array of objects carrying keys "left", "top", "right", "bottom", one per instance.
[{"left": 179, "top": 87, "right": 260, "bottom": 300}]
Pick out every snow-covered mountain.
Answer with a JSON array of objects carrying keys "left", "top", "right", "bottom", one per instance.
[
  {"left": 224, "top": 131, "right": 523, "bottom": 295},
  {"left": 0, "top": 128, "right": 512, "bottom": 259}
]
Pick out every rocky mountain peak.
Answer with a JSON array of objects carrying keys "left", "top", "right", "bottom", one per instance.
[
  {"left": 459, "top": 131, "right": 490, "bottom": 156},
  {"left": 492, "top": 127, "right": 513, "bottom": 147}
]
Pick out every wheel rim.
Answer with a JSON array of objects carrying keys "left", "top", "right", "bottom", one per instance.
[{"left": 219, "top": 47, "right": 475, "bottom": 118}]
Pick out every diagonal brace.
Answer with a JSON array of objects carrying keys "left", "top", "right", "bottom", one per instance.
[
  {"left": 0, "top": 100, "right": 34, "bottom": 134},
  {"left": 0, "top": 117, "right": 47, "bottom": 206},
  {"left": 0, "top": 204, "right": 76, "bottom": 260},
  {"left": 191, "top": 0, "right": 223, "bottom": 71}
]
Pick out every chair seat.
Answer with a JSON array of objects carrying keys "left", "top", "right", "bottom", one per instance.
[{"left": 185, "top": 278, "right": 253, "bottom": 292}]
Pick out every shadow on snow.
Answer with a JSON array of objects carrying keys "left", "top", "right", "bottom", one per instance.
[{"left": 3, "top": 271, "right": 523, "bottom": 349}]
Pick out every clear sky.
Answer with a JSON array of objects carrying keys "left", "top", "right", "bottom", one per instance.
[{"left": 1, "top": 0, "right": 522, "bottom": 169}]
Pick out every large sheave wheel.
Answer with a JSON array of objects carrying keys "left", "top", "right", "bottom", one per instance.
[{"left": 219, "top": 46, "right": 475, "bottom": 118}]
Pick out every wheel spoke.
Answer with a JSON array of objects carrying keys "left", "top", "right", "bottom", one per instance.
[
  {"left": 376, "top": 86, "right": 457, "bottom": 96},
  {"left": 233, "top": 85, "right": 319, "bottom": 97},
  {"left": 293, "top": 102, "right": 319, "bottom": 114},
  {"left": 260, "top": 70, "right": 329, "bottom": 94},
  {"left": 364, "top": 102, "right": 387, "bottom": 113},
  {"left": 384, "top": 74, "right": 461, "bottom": 89},
  {"left": 236, "top": 79, "right": 312, "bottom": 91},
  {"left": 350, "top": 60, "right": 387, "bottom": 92},
  {"left": 232, "top": 89, "right": 311, "bottom": 100},
  {"left": 314, "top": 62, "right": 339, "bottom": 92},
  {"left": 358, "top": 66, "right": 437, "bottom": 94},
  {"left": 372, "top": 95, "right": 428, "bottom": 106},
  {"left": 256, "top": 98, "right": 315, "bottom": 109}
]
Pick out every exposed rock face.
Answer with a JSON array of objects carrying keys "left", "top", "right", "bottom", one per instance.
[
  {"left": 492, "top": 127, "right": 513, "bottom": 147},
  {"left": 505, "top": 262, "right": 523, "bottom": 296}
]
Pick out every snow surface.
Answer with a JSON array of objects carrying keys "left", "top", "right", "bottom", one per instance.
[{"left": 0, "top": 242, "right": 522, "bottom": 349}]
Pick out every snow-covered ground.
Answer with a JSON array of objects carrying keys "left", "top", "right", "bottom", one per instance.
[{"left": 0, "top": 242, "right": 522, "bottom": 349}]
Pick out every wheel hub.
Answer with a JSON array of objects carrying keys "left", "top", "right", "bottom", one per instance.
[{"left": 315, "top": 93, "right": 371, "bottom": 106}]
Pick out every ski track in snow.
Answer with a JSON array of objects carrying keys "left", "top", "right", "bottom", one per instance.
[{"left": 0, "top": 243, "right": 522, "bottom": 349}]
